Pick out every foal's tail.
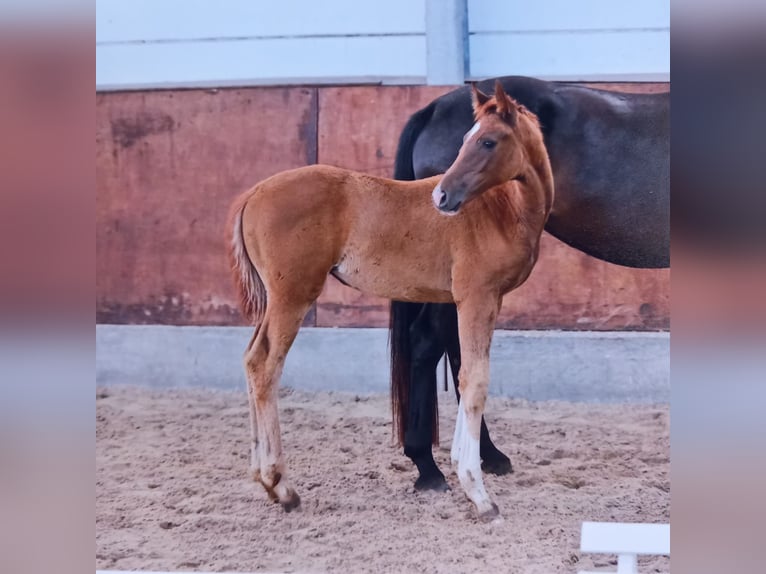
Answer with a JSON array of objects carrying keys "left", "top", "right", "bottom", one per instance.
[
  {"left": 390, "top": 100, "right": 439, "bottom": 446},
  {"left": 228, "top": 195, "right": 267, "bottom": 327}
]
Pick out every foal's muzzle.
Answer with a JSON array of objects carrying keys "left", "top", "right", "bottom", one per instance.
[{"left": 432, "top": 183, "right": 463, "bottom": 215}]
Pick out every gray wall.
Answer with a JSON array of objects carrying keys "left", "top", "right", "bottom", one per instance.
[{"left": 96, "top": 325, "right": 669, "bottom": 403}]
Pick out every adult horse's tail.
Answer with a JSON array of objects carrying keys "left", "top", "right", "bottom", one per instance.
[
  {"left": 229, "top": 196, "right": 267, "bottom": 328},
  {"left": 390, "top": 101, "right": 440, "bottom": 446}
]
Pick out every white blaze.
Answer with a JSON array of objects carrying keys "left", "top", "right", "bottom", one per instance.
[
  {"left": 432, "top": 183, "right": 443, "bottom": 208},
  {"left": 464, "top": 121, "right": 481, "bottom": 142}
]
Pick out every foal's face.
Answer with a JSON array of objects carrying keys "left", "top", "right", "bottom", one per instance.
[{"left": 432, "top": 83, "right": 528, "bottom": 215}]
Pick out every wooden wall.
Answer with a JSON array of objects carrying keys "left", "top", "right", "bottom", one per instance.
[{"left": 96, "top": 83, "right": 669, "bottom": 330}]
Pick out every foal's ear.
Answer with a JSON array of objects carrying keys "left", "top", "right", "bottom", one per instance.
[
  {"left": 471, "top": 83, "right": 490, "bottom": 114},
  {"left": 493, "top": 80, "right": 518, "bottom": 126}
]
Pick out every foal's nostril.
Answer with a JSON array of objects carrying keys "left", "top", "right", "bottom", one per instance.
[{"left": 438, "top": 191, "right": 449, "bottom": 209}]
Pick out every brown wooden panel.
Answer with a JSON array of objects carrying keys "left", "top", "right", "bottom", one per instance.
[
  {"left": 96, "top": 87, "right": 318, "bottom": 325},
  {"left": 317, "top": 277, "right": 390, "bottom": 328},
  {"left": 316, "top": 85, "right": 452, "bottom": 175},
  {"left": 315, "top": 85, "right": 453, "bottom": 327},
  {"left": 96, "top": 82, "right": 669, "bottom": 330},
  {"left": 498, "top": 234, "right": 669, "bottom": 330}
]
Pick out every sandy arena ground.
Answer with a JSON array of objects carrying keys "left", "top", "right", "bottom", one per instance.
[{"left": 96, "top": 385, "right": 669, "bottom": 573}]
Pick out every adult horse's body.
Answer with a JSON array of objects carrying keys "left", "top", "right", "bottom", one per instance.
[
  {"left": 230, "top": 84, "right": 553, "bottom": 520},
  {"left": 391, "top": 76, "right": 670, "bottom": 491}
]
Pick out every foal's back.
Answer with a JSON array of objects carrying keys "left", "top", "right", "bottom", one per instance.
[
  {"left": 242, "top": 165, "right": 456, "bottom": 303},
  {"left": 240, "top": 164, "right": 542, "bottom": 305}
]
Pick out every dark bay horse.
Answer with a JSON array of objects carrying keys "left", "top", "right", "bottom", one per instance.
[
  {"left": 230, "top": 83, "right": 553, "bottom": 520},
  {"left": 390, "top": 76, "right": 670, "bottom": 491}
]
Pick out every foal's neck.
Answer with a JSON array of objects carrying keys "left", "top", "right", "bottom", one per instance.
[{"left": 511, "top": 117, "right": 555, "bottom": 219}]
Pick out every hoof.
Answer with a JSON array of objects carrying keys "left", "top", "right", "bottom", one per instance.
[
  {"left": 414, "top": 473, "right": 450, "bottom": 492},
  {"left": 255, "top": 476, "right": 281, "bottom": 503},
  {"left": 482, "top": 455, "right": 513, "bottom": 476},
  {"left": 250, "top": 467, "right": 262, "bottom": 483},
  {"left": 260, "top": 484, "right": 280, "bottom": 503},
  {"left": 280, "top": 491, "right": 301, "bottom": 513},
  {"left": 477, "top": 502, "right": 501, "bottom": 523}
]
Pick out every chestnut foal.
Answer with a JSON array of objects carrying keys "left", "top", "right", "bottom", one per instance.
[{"left": 228, "top": 82, "right": 553, "bottom": 521}]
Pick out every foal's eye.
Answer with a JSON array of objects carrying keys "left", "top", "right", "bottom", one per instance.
[{"left": 481, "top": 139, "right": 496, "bottom": 150}]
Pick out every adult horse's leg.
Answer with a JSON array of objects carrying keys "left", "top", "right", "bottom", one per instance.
[
  {"left": 441, "top": 304, "right": 513, "bottom": 475},
  {"left": 244, "top": 300, "right": 310, "bottom": 512},
  {"left": 394, "top": 301, "right": 512, "bottom": 489},
  {"left": 451, "top": 295, "right": 501, "bottom": 521},
  {"left": 405, "top": 304, "right": 449, "bottom": 491}
]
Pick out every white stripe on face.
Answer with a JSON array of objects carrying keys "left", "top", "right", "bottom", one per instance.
[{"left": 463, "top": 121, "right": 481, "bottom": 142}]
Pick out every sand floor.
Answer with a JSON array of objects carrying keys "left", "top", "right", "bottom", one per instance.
[{"left": 96, "top": 385, "right": 669, "bottom": 573}]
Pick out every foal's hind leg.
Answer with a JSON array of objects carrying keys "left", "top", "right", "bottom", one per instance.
[
  {"left": 244, "top": 330, "right": 262, "bottom": 482},
  {"left": 244, "top": 299, "right": 312, "bottom": 511},
  {"left": 442, "top": 305, "right": 512, "bottom": 475},
  {"left": 451, "top": 295, "right": 501, "bottom": 521}
]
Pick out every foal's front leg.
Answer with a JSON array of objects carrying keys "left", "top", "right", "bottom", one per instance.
[
  {"left": 441, "top": 304, "right": 513, "bottom": 475},
  {"left": 451, "top": 295, "right": 501, "bottom": 521}
]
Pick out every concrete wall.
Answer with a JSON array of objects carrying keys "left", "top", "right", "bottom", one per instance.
[
  {"left": 96, "top": 83, "right": 669, "bottom": 330},
  {"left": 96, "top": 0, "right": 669, "bottom": 89},
  {"left": 96, "top": 325, "right": 670, "bottom": 403}
]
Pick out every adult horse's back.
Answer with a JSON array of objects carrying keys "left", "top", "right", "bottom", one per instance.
[{"left": 391, "top": 76, "right": 669, "bottom": 490}]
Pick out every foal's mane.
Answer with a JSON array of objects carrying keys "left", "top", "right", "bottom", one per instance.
[{"left": 473, "top": 97, "right": 541, "bottom": 133}]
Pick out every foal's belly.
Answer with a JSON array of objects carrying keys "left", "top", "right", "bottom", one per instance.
[{"left": 331, "top": 253, "right": 454, "bottom": 304}]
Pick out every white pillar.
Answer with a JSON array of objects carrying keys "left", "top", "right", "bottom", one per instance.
[{"left": 425, "top": 0, "right": 468, "bottom": 85}]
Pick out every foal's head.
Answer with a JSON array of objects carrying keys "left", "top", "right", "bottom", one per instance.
[{"left": 432, "top": 81, "right": 539, "bottom": 215}]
